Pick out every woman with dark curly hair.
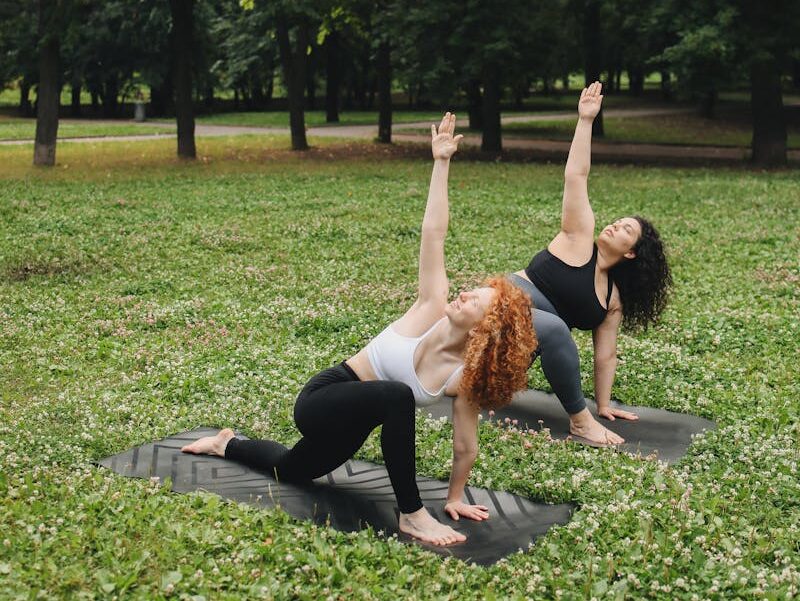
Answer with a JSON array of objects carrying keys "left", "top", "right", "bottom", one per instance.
[
  {"left": 181, "top": 113, "right": 537, "bottom": 546},
  {"left": 511, "top": 82, "right": 672, "bottom": 445}
]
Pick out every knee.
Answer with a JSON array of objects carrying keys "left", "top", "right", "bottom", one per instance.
[{"left": 379, "top": 381, "right": 415, "bottom": 415}]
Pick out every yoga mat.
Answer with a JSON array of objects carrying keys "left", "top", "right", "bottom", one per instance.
[
  {"left": 426, "top": 391, "right": 716, "bottom": 464},
  {"left": 96, "top": 427, "right": 575, "bottom": 565}
]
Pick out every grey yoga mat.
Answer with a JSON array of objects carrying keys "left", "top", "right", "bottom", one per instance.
[
  {"left": 425, "top": 390, "right": 716, "bottom": 464},
  {"left": 96, "top": 427, "right": 575, "bottom": 565}
]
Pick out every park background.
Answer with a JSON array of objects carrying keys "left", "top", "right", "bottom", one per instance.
[{"left": 1, "top": 0, "right": 799, "bottom": 599}]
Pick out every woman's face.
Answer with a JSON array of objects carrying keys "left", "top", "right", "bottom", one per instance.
[
  {"left": 445, "top": 287, "right": 495, "bottom": 329},
  {"left": 599, "top": 217, "right": 642, "bottom": 258}
]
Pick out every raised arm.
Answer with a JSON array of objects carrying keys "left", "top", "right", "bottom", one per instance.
[
  {"left": 559, "top": 82, "right": 603, "bottom": 240},
  {"left": 416, "top": 113, "right": 463, "bottom": 305},
  {"left": 444, "top": 393, "right": 489, "bottom": 522}
]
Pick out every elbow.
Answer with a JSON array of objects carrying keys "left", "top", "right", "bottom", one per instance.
[
  {"left": 564, "top": 169, "right": 589, "bottom": 181},
  {"left": 421, "top": 225, "right": 447, "bottom": 240}
]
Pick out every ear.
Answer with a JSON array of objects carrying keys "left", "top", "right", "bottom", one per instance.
[{"left": 624, "top": 250, "right": 636, "bottom": 260}]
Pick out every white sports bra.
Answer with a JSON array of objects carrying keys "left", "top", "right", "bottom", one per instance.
[{"left": 365, "top": 317, "right": 463, "bottom": 407}]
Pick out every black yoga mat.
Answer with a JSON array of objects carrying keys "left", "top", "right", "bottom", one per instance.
[
  {"left": 426, "top": 391, "right": 716, "bottom": 464},
  {"left": 96, "top": 427, "right": 575, "bottom": 565}
]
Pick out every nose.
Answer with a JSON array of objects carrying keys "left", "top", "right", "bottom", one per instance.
[{"left": 459, "top": 291, "right": 469, "bottom": 301}]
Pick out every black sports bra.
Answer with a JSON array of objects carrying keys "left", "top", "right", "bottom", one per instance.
[{"left": 524, "top": 244, "right": 612, "bottom": 330}]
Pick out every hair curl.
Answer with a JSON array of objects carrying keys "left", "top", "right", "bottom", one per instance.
[
  {"left": 609, "top": 216, "right": 672, "bottom": 332},
  {"left": 458, "top": 277, "right": 537, "bottom": 410}
]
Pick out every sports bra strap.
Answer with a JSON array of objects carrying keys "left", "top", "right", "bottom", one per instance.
[{"left": 605, "top": 274, "right": 613, "bottom": 308}]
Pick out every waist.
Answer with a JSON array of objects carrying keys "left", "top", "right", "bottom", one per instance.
[{"left": 345, "top": 350, "right": 378, "bottom": 381}]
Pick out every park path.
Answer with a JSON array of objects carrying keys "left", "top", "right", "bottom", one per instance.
[
  {"left": 0, "top": 106, "right": 691, "bottom": 145},
  {"left": 2, "top": 106, "right": 798, "bottom": 164}
]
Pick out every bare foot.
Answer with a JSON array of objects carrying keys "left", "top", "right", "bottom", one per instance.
[
  {"left": 569, "top": 410, "right": 624, "bottom": 445},
  {"left": 399, "top": 507, "right": 466, "bottom": 546},
  {"left": 180, "top": 428, "right": 236, "bottom": 457}
]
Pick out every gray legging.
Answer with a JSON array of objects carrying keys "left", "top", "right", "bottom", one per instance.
[{"left": 508, "top": 273, "right": 587, "bottom": 414}]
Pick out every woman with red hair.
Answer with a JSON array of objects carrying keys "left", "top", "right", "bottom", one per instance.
[{"left": 181, "top": 113, "right": 537, "bottom": 546}]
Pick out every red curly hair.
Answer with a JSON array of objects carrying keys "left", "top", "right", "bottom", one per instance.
[{"left": 458, "top": 276, "right": 537, "bottom": 410}]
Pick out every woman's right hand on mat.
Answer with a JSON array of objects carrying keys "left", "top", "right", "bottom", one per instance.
[
  {"left": 445, "top": 500, "right": 490, "bottom": 521},
  {"left": 431, "top": 112, "right": 464, "bottom": 160}
]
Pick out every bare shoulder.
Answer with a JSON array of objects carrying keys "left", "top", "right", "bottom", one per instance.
[
  {"left": 548, "top": 231, "right": 596, "bottom": 266},
  {"left": 392, "top": 299, "right": 446, "bottom": 337}
]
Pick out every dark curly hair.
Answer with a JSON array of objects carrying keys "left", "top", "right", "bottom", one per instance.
[{"left": 609, "top": 216, "right": 672, "bottom": 332}]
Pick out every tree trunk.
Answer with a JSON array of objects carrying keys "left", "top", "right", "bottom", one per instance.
[
  {"left": 356, "top": 55, "right": 369, "bottom": 110},
  {"left": 204, "top": 84, "right": 214, "bottom": 110},
  {"left": 628, "top": 67, "right": 644, "bottom": 96},
  {"left": 466, "top": 79, "right": 482, "bottom": 130},
  {"left": 70, "top": 82, "right": 81, "bottom": 117},
  {"left": 563, "top": 73, "right": 570, "bottom": 91},
  {"left": 792, "top": 58, "right": 800, "bottom": 89},
  {"left": 583, "top": 0, "right": 604, "bottom": 137},
  {"left": 169, "top": 0, "right": 196, "bottom": 159},
  {"left": 90, "top": 88, "right": 100, "bottom": 114},
  {"left": 699, "top": 88, "right": 716, "bottom": 119},
  {"left": 376, "top": 41, "right": 391, "bottom": 144},
  {"left": 660, "top": 70, "right": 672, "bottom": 100},
  {"left": 265, "top": 62, "right": 274, "bottom": 106},
  {"left": 750, "top": 57, "right": 787, "bottom": 166},
  {"left": 33, "top": 0, "right": 60, "bottom": 167},
  {"left": 306, "top": 42, "right": 316, "bottom": 110},
  {"left": 251, "top": 70, "right": 265, "bottom": 109},
  {"left": 19, "top": 80, "right": 32, "bottom": 117},
  {"left": 276, "top": 15, "right": 309, "bottom": 151},
  {"left": 102, "top": 75, "right": 119, "bottom": 117},
  {"left": 325, "top": 28, "right": 339, "bottom": 122},
  {"left": 481, "top": 67, "right": 502, "bottom": 153}
]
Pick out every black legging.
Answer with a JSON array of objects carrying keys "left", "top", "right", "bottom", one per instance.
[
  {"left": 224, "top": 362, "right": 424, "bottom": 514},
  {"left": 509, "top": 273, "right": 588, "bottom": 415}
]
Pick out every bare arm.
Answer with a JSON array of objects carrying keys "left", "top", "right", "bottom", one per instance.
[
  {"left": 444, "top": 393, "right": 489, "bottom": 521},
  {"left": 416, "top": 113, "right": 463, "bottom": 305},
  {"left": 557, "top": 82, "right": 603, "bottom": 242},
  {"left": 592, "top": 306, "right": 638, "bottom": 421}
]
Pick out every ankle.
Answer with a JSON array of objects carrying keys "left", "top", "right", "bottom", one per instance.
[
  {"left": 401, "top": 506, "right": 428, "bottom": 520},
  {"left": 569, "top": 409, "right": 594, "bottom": 426}
]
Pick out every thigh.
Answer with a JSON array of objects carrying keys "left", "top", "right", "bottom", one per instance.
[
  {"left": 294, "top": 379, "right": 413, "bottom": 440},
  {"left": 532, "top": 307, "right": 574, "bottom": 360}
]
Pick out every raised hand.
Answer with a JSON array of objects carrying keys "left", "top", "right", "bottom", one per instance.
[
  {"left": 444, "top": 500, "right": 490, "bottom": 521},
  {"left": 578, "top": 81, "right": 603, "bottom": 120},
  {"left": 431, "top": 112, "right": 464, "bottom": 160}
]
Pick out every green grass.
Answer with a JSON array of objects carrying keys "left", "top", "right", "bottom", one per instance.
[
  {"left": 0, "top": 116, "right": 175, "bottom": 141},
  {"left": 1, "top": 137, "right": 799, "bottom": 599},
  {"left": 502, "top": 112, "right": 800, "bottom": 148},
  {"left": 196, "top": 110, "right": 458, "bottom": 128}
]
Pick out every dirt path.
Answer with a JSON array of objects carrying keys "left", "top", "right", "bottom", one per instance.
[{"left": 2, "top": 107, "right": 797, "bottom": 165}]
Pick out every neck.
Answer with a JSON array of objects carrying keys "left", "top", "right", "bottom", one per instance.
[
  {"left": 427, "top": 318, "right": 471, "bottom": 357},
  {"left": 596, "top": 243, "right": 624, "bottom": 272}
]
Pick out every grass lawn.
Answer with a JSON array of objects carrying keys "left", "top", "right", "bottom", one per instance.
[
  {"left": 196, "top": 110, "right": 461, "bottom": 128},
  {"left": 0, "top": 137, "right": 798, "bottom": 599},
  {"left": 0, "top": 116, "right": 174, "bottom": 141},
  {"left": 502, "top": 112, "right": 800, "bottom": 148}
]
